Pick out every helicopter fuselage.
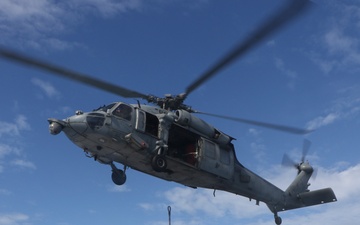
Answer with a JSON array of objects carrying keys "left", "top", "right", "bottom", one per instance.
[
  {"left": 48, "top": 102, "right": 336, "bottom": 217},
  {"left": 49, "top": 102, "right": 243, "bottom": 188}
]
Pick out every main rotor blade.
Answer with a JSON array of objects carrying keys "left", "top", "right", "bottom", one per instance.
[
  {"left": 0, "top": 48, "right": 149, "bottom": 99},
  {"left": 195, "top": 111, "right": 313, "bottom": 135},
  {"left": 185, "top": 0, "right": 310, "bottom": 96}
]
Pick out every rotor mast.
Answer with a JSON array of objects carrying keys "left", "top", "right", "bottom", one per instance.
[{"left": 146, "top": 93, "right": 194, "bottom": 112}]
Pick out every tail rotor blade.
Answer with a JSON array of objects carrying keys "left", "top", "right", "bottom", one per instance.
[
  {"left": 282, "top": 153, "right": 297, "bottom": 168},
  {"left": 312, "top": 167, "right": 318, "bottom": 180},
  {"left": 282, "top": 139, "right": 315, "bottom": 176},
  {"left": 301, "top": 139, "right": 312, "bottom": 163}
]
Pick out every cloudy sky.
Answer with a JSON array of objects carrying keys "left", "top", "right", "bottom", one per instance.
[{"left": 1, "top": 0, "right": 360, "bottom": 224}]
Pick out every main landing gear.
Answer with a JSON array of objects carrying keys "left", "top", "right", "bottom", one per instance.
[
  {"left": 151, "top": 155, "right": 167, "bottom": 172},
  {"left": 274, "top": 213, "right": 282, "bottom": 225},
  {"left": 110, "top": 162, "right": 127, "bottom": 186},
  {"left": 151, "top": 144, "right": 168, "bottom": 172}
]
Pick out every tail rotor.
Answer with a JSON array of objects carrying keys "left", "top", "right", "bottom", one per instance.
[{"left": 282, "top": 139, "right": 315, "bottom": 177}]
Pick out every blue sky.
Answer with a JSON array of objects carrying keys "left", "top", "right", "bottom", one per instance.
[{"left": 0, "top": 0, "right": 360, "bottom": 224}]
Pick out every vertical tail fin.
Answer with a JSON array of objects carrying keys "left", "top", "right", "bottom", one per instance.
[
  {"left": 282, "top": 162, "right": 337, "bottom": 211},
  {"left": 282, "top": 139, "right": 314, "bottom": 196},
  {"left": 285, "top": 162, "right": 313, "bottom": 196}
]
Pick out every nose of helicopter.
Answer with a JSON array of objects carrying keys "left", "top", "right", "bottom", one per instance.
[
  {"left": 48, "top": 118, "right": 66, "bottom": 135},
  {"left": 67, "top": 114, "right": 89, "bottom": 134},
  {"left": 48, "top": 113, "right": 88, "bottom": 136},
  {"left": 49, "top": 112, "right": 106, "bottom": 136}
]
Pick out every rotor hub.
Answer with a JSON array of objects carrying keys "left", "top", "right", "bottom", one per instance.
[
  {"left": 147, "top": 93, "right": 193, "bottom": 112},
  {"left": 299, "top": 162, "right": 314, "bottom": 174}
]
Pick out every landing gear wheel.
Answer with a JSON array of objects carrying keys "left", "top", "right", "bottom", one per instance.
[
  {"left": 151, "top": 155, "right": 167, "bottom": 172},
  {"left": 111, "top": 169, "right": 127, "bottom": 185},
  {"left": 274, "top": 215, "right": 282, "bottom": 225}
]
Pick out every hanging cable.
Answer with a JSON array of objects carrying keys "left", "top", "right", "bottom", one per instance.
[{"left": 168, "top": 206, "right": 171, "bottom": 225}]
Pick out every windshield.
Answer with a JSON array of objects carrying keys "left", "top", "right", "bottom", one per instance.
[{"left": 93, "top": 103, "right": 116, "bottom": 112}]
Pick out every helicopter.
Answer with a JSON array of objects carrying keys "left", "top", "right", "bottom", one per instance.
[{"left": 0, "top": 1, "right": 337, "bottom": 225}]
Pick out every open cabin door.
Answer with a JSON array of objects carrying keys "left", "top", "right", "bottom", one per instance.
[
  {"left": 167, "top": 124, "right": 235, "bottom": 179},
  {"left": 197, "top": 138, "right": 234, "bottom": 179}
]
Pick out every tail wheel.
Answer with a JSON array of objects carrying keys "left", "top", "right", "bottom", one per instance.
[
  {"left": 151, "top": 155, "right": 167, "bottom": 172},
  {"left": 275, "top": 216, "right": 282, "bottom": 225}
]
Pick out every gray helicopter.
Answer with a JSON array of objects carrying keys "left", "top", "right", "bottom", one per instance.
[{"left": 0, "top": 1, "right": 336, "bottom": 224}]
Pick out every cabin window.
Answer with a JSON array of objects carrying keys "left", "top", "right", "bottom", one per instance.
[
  {"left": 87, "top": 113, "right": 105, "bottom": 130},
  {"left": 113, "top": 104, "right": 133, "bottom": 121}
]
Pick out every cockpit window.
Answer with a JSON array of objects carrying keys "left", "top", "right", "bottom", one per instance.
[
  {"left": 94, "top": 103, "right": 116, "bottom": 112},
  {"left": 113, "top": 104, "right": 133, "bottom": 121},
  {"left": 87, "top": 113, "right": 105, "bottom": 130}
]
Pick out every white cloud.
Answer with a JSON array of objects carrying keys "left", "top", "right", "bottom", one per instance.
[
  {"left": 147, "top": 219, "right": 205, "bottom": 225},
  {"left": 0, "top": 0, "right": 70, "bottom": 49},
  {"left": 306, "top": 112, "right": 340, "bottom": 130},
  {"left": 14, "top": 115, "right": 30, "bottom": 131},
  {"left": 0, "top": 144, "right": 36, "bottom": 173},
  {"left": 0, "top": 115, "right": 30, "bottom": 137},
  {"left": 311, "top": 2, "right": 360, "bottom": 74},
  {"left": 247, "top": 128, "right": 267, "bottom": 165},
  {"left": 274, "top": 57, "right": 297, "bottom": 89},
  {"left": 163, "top": 187, "right": 269, "bottom": 219},
  {"left": 0, "top": 189, "right": 12, "bottom": 196},
  {"left": 75, "top": 0, "right": 143, "bottom": 17},
  {"left": 275, "top": 58, "right": 297, "bottom": 79},
  {"left": 250, "top": 142, "right": 266, "bottom": 162},
  {"left": 0, "top": 144, "right": 20, "bottom": 159},
  {"left": 248, "top": 128, "right": 261, "bottom": 136},
  {"left": 306, "top": 85, "right": 360, "bottom": 130},
  {"left": 139, "top": 161, "right": 360, "bottom": 225},
  {"left": 324, "top": 27, "right": 360, "bottom": 67},
  {"left": 315, "top": 164, "right": 360, "bottom": 200},
  {"left": 0, "top": 120, "right": 20, "bottom": 137},
  {"left": 266, "top": 40, "right": 276, "bottom": 47},
  {"left": 0, "top": 0, "right": 145, "bottom": 49},
  {"left": 0, "top": 116, "right": 34, "bottom": 173},
  {"left": 31, "top": 78, "right": 61, "bottom": 99},
  {"left": 0, "top": 213, "right": 29, "bottom": 225},
  {"left": 107, "top": 184, "right": 131, "bottom": 192},
  {"left": 324, "top": 28, "right": 356, "bottom": 55},
  {"left": 10, "top": 159, "right": 36, "bottom": 170},
  {"left": 0, "top": 0, "right": 211, "bottom": 50}
]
